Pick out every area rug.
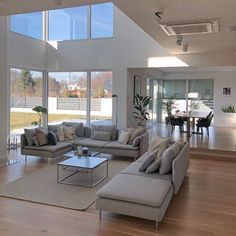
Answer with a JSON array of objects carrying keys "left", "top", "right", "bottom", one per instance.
[{"left": 0, "top": 159, "right": 130, "bottom": 211}]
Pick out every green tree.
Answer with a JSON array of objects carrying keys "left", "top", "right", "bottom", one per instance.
[{"left": 19, "top": 70, "right": 36, "bottom": 96}]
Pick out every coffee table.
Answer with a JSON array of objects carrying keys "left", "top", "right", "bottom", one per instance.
[{"left": 57, "top": 154, "right": 108, "bottom": 188}]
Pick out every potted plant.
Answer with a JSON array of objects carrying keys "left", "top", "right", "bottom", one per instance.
[
  {"left": 31, "top": 106, "right": 48, "bottom": 127},
  {"left": 161, "top": 97, "right": 176, "bottom": 124},
  {"left": 132, "top": 94, "right": 151, "bottom": 126}
]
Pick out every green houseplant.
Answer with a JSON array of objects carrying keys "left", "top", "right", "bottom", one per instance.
[
  {"left": 31, "top": 106, "right": 48, "bottom": 126},
  {"left": 132, "top": 94, "right": 151, "bottom": 126},
  {"left": 221, "top": 105, "right": 235, "bottom": 113}
]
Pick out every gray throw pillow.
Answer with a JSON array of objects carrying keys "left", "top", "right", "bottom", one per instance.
[
  {"left": 48, "top": 124, "right": 61, "bottom": 133},
  {"left": 48, "top": 131, "right": 58, "bottom": 145},
  {"left": 62, "top": 122, "right": 84, "bottom": 137},
  {"left": 146, "top": 157, "right": 162, "bottom": 174},
  {"left": 92, "top": 131, "right": 111, "bottom": 141},
  {"left": 32, "top": 136, "right": 40, "bottom": 147},
  {"left": 24, "top": 129, "right": 36, "bottom": 146},
  {"left": 159, "top": 142, "right": 182, "bottom": 175},
  {"left": 132, "top": 135, "right": 142, "bottom": 147},
  {"left": 139, "top": 151, "right": 157, "bottom": 172},
  {"left": 91, "top": 125, "right": 116, "bottom": 140},
  {"left": 128, "top": 128, "right": 145, "bottom": 145}
]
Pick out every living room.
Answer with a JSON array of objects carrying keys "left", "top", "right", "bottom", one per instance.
[{"left": 0, "top": 0, "right": 235, "bottom": 235}]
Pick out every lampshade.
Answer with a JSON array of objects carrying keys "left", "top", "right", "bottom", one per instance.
[{"left": 188, "top": 92, "right": 198, "bottom": 99}]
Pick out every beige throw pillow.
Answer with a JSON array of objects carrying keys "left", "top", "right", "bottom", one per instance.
[
  {"left": 63, "top": 126, "right": 76, "bottom": 140},
  {"left": 148, "top": 137, "right": 171, "bottom": 158},
  {"left": 118, "top": 130, "right": 130, "bottom": 144},
  {"left": 57, "top": 126, "right": 65, "bottom": 142},
  {"left": 128, "top": 127, "right": 145, "bottom": 145},
  {"left": 35, "top": 128, "right": 48, "bottom": 146}
]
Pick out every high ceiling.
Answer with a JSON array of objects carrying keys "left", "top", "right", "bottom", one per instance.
[{"left": 1, "top": 0, "right": 236, "bottom": 65}]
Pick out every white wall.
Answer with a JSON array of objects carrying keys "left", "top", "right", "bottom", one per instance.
[
  {"left": 46, "top": 6, "right": 171, "bottom": 128},
  {"left": 8, "top": 31, "right": 46, "bottom": 70},
  {"left": 0, "top": 17, "right": 8, "bottom": 161}
]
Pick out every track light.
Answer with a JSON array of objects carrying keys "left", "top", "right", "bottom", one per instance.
[{"left": 176, "top": 35, "right": 183, "bottom": 46}]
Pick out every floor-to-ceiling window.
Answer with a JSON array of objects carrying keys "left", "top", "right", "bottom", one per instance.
[
  {"left": 90, "top": 71, "right": 112, "bottom": 125},
  {"left": 48, "top": 72, "right": 88, "bottom": 125},
  {"left": 48, "top": 71, "right": 112, "bottom": 126},
  {"left": 10, "top": 68, "right": 43, "bottom": 135}
]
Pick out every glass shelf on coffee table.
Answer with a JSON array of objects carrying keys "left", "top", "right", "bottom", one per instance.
[{"left": 57, "top": 152, "right": 108, "bottom": 188}]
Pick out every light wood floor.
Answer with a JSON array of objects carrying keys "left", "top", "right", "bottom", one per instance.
[
  {"left": 150, "top": 123, "right": 236, "bottom": 154},
  {"left": 0, "top": 149, "right": 235, "bottom": 236}
]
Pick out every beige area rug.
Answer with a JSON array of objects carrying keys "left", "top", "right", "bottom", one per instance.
[{"left": 0, "top": 159, "right": 130, "bottom": 211}]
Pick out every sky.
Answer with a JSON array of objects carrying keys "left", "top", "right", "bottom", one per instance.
[{"left": 10, "top": 2, "right": 113, "bottom": 41}]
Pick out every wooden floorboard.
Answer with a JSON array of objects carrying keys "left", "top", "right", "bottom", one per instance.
[
  {"left": 0, "top": 152, "right": 235, "bottom": 235},
  {"left": 0, "top": 124, "right": 236, "bottom": 235}
]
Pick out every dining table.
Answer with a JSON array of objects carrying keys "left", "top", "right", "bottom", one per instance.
[{"left": 173, "top": 111, "right": 209, "bottom": 137}]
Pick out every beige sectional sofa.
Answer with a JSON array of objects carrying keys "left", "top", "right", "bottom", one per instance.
[
  {"left": 21, "top": 123, "right": 149, "bottom": 161},
  {"left": 96, "top": 142, "right": 189, "bottom": 229}
]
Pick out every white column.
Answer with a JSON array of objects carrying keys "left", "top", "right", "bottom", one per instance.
[{"left": 0, "top": 16, "right": 8, "bottom": 162}]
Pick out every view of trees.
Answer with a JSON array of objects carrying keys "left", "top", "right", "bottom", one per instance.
[{"left": 11, "top": 69, "right": 112, "bottom": 99}]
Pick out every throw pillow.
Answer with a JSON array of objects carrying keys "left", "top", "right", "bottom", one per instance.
[
  {"left": 128, "top": 127, "right": 145, "bottom": 145},
  {"left": 139, "top": 151, "right": 157, "bottom": 172},
  {"left": 159, "top": 142, "right": 182, "bottom": 175},
  {"left": 57, "top": 126, "right": 65, "bottom": 142},
  {"left": 118, "top": 130, "right": 130, "bottom": 144},
  {"left": 48, "top": 131, "right": 58, "bottom": 145},
  {"left": 148, "top": 137, "right": 171, "bottom": 158},
  {"left": 32, "top": 136, "right": 40, "bottom": 147},
  {"left": 92, "top": 131, "right": 111, "bottom": 141},
  {"left": 35, "top": 128, "right": 48, "bottom": 146},
  {"left": 63, "top": 126, "right": 76, "bottom": 140},
  {"left": 24, "top": 129, "right": 36, "bottom": 146},
  {"left": 62, "top": 122, "right": 84, "bottom": 137},
  {"left": 132, "top": 135, "right": 142, "bottom": 147},
  {"left": 146, "top": 157, "right": 162, "bottom": 174}
]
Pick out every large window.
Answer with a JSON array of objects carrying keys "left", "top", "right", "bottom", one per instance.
[
  {"left": 48, "top": 72, "right": 87, "bottom": 125},
  {"left": 10, "top": 68, "right": 43, "bottom": 135},
  {"left": 10, "top": 12, "right": 43, "bottom": 40},
  {"left": 91, "top": 3, "right": 113, "bottom": 38},
  {"left": 90, "top": 71, "right": 112, "bottom": 125},
  {"left": 48, "top": 6, "right": 88, "bottom": 41}
]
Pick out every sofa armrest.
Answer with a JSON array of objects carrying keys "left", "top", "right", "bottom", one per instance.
[
  {"left": 139, "top": 132, "right": 149, "bottom": 157},
  {"left": 21, "top": 134, "right": 28, "bottom": 149},
  {"left": 172, "top": 143, "right": 189, "bottom": 194}
]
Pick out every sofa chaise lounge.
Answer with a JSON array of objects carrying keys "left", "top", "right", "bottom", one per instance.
[{"left": 96, "top": 142, "right": 189, "bottom": 229}]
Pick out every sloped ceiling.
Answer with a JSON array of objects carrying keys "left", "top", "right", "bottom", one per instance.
[{"left": 1, "top": 0, "right": 236, "bottom": 66}]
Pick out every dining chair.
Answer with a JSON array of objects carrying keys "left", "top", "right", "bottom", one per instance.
[
  {"left": 196, "top": 113, "right": 214, "bottom": 136},
  {"left": 169, "top": 116, "right": 185, "bottom": 133}
]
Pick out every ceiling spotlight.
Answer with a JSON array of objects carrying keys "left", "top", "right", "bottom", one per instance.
[
  {"left": 176, "top": 35, "right": 183, "bottom": 46},
  {"left": 183, "top": 44, "right": 188, "bottom": 52},
  {"left": 155, "top": 11, "right": 163, "bottom": 21}
]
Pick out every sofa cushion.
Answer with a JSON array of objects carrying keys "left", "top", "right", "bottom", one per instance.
[
  {"left": 96, "top": 174, "right": 172, "bottom": 208},
  {"left": 62, "top": 122, "right": 84, "bottom": 137},
  {"left": 128, "top": 127, "right": 145, "bottom": 145},
  {"left": 104, "top": 142, "right": 139, "bottom": 150},
  {"left": 48, "top": 131, "right": 58, "bottom": 145},
  {"left": 146, "top": 157, "right": 162, "bottom": 174},
  {"left": 159, "top": 141, "right": 184, "bottom": 175},
  {"left": 92, "top": 131, "right": 111, "bottom": 141},
  {"left": 64, "top": 137, "right": 85, "bottom": 145},
  {"left": 24, "top": 142, "right": 71, "bottom": 152},
  {"left": 48, "top": 124, "right": 60, "bottom": 133},
  {"left": 118, "top": 130, "right": 130, "bottom": 144},
  {"left": 63, "top": 126, "right": 76, "bottom": 140},
  {"left": 57, "top": 126, "right": 65, "bottom": 142},
  {"left": 76, "top": 138, "right": 110, "bottom": 148},
  {"left": 91, "top": 125, "right": 116, "bottom": 141},
  {"left": 24, "top": 128, "right": 36, "bottom": 146},
  {"left": 148, "top": 137, "right": 171, "bottom": 157},
  {"left": 138, "top": 151, "right": 157, "bottom": 172},
  {"left": 32, "top": 136, "right": 40, "bottom": 147},
  {"left": 120, "top": 161, "right": 172, "bottom": 182},
  {"left": 35, "top": 128, "right": 48, "bottom": 146}
]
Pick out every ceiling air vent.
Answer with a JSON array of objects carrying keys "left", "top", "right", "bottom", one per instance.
[{"left": 159, "top": 19, "right": 219, "bottom": 36}]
